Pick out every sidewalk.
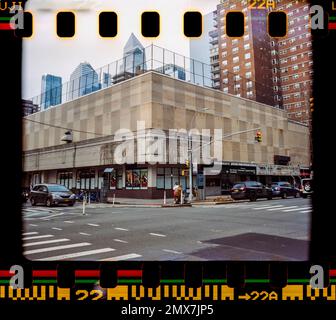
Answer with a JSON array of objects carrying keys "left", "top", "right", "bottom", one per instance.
[{"left": 84, "top": 195, "right": 235, "bottom": 208}]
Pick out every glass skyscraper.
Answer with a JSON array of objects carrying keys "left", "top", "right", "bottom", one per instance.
[
  {"left": 67, "top": 62, "right": 101, "bottom": 100},
  {"left": 121, "top": 33, "right": 147, "bottom": 74},
  {"left": 41, "top": 74, "right": 62, "bottom": 110}
]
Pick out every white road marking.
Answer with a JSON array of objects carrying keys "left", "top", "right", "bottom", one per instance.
[
  {"left": 22, "top": 235, "right": 53, "bottom": 241},
  {"left": 267, "top": 206, "right": 298, "bottom": 211},
  {"left": 100, "top": 253, "right": 142, "bottom": 261},
  {"left": 23, "top": 238, "right": 70, "bottom": 247},
  {"left": 283, "top": 206, "right": 311, "bottom": 212},
  {"left": 113, "top": 239, "right": 128, "bottom": 243},
  {"left": 24, "top": 242, "right": 91, "bottom": 255},
  {"left": 64, "top": 221, "right": 74, "bottom": 223},
  {"left": 162, "top": 249, "right": 183, "bottom": 254},
  {"left": 37, "top": 248, "right": 115, "bottom": 261},
  {"left": 87, "top": 223, "right": 100, "bottom": 227},
  {"left": 40, "top": 213, "right": 65, "bottom": 220},
  {"left": 115, "top": 228, "right": 129, "bottom": 231},
  {"left": 52, "top": 227, "right": 62, "bottom": 231},
  {"left": 253, "top": 205, "right": 284, "bottom": 210},
  {"left": 29, "top": 224, "right": 38, "bottom": 227},
  {"left": 22, "top": 232, "right": 38, "bottom": 236},
  {"left": 79, "top": 232, "right": 91, "bottom": 236},
  {"left": 300, "top": 209, "right": 312, "bottom": 213},
  {"left": 149, "top": 233, "right": 167, "bottom": 237}
]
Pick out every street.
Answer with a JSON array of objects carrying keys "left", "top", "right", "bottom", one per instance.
[{"left": 22, "top": 198, "right": 311, "bottom": 261}]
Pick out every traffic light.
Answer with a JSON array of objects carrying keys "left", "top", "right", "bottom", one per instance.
[
  {"left": 309, "top": 97, "right": 314, "bottom": 113},
  {"left": 186, "top": 160, "right": 190, "bottom": 168},
  {"left": 181, "top": 170, "right": 186, "bottom": 176},
  {"left": 255, "top": 130, "right": 262, "bottom": 143}
]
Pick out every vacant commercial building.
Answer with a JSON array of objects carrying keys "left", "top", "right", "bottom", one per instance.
[{"left": 22, "top": 71, "right": 310, "bottom": 200}]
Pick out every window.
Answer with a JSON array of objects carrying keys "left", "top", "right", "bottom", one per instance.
[
  {"left": 292, "top": 74, "right": 299, "bottom": 79},
  {"left": 294, "top": 93, "right": 301, "bottom": 98},
  {"left": 290, "top": 46, "right": 297, "bottom": 52},
  {"left": 292, "top": 65, "right": 299, "bottom": 70},
  {"left": 244, "top": 43, "right": 250, "bottom": 50},
  {"left": 57, "top": 171, "right": 73, "bottom": 189},
  {"left": 233, "top": 56, "right": 239, "bottom": 64},
  {"left": 222, "top": 51, "right": 227, "bottom": 57},
  {"left": 232, "top": 47, "right": 239, "bottom": 54},
  {"left": 234, "top": 75, "right": 240, "bottom": 81},
  {"left": 246, "top": 81, "right": 253, "bottom": 88},
  {"left": 244, "top": 52, "right": 251, "bottom": 59},
  {"left": 280, "top": 58, "right": 288, "bottom": 64},
  {"left": 126, "top": 168, "right": 148, "bottom": 189},
  {"left": 245, "top": 62, "right": 251, "bottom": 68},
  {"left": 157, "top": 167, "right": 187, "bottom": 190},
  {"left": 76, "top": 170, "right": 96, "bottom": 190},
  {"left": 222, "top": 60, "right": 228, "bottom": 66},
  {"left": 222, "top": 42, "right": 227, "bottom": 48},
  {"left": 281, "top": 67, "right": 288, "bottom": 73},
  {"left": 243, "top": 34, "right": 249, "bottom": 41},
  {"left": 247, "top": 91, "right": 253, "bottom": 97},
  {"left": 271, "top": 50, "right": 277, "bottom": 56},
  {"left": 233, "top": 66, "right": 240, "bottom": 72},
  {"left": 272, "top": 59, "right": 277, "bottom": 65},
  {"left": 291, "top": 56, "right": 297, "bottom": 61},
  {"left": 223, "top": 78, "right": 228, "bottom": 84},
  {"left": 245, "top": 71, "right": 252, "bottom": 78},
  {"left": 232, "top": 39, "right": 238, "bottom": 45},
  {"left": 223, "top": 87, "right": 228, "bottom": 93}
]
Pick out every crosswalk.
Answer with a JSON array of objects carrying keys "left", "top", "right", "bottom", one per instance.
[
  {"left": 22, "top": 231, "right": 142, "bottom": 261},
  {"left": 204, "top": 202, "right": 312, "bottom": 214}
]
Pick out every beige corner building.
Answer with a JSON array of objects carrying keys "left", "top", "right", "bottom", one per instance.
[{"left": 22, "top": 72, "right": 310, "bottom": 199}]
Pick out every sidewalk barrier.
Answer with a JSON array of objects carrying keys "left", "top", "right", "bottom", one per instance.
[
  {"left": 82, "top": 195, "right": 87, "bottom": 215},
  {"left": 163, "top": 190, "right": 166, "bottom": 205}
]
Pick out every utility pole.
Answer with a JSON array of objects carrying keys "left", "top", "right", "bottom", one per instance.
[{"left": 188, "top": 137, "right": 193, "bottom": 202}]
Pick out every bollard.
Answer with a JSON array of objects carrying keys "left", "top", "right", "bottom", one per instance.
[
  {"left": 180, "top": 190, "right": 183, "bottom": 205},
  {"left": 113, "top": 193, "right": 115, "bottom": 207},
  {"left": 82, "top": 195, "right": 86, "bottom": 215},
  {"left": 163, "top": 190, "right": 166, "bottom": 205},
  {"left": 88, "top": 192, "right": 91, "bottom": 204}
]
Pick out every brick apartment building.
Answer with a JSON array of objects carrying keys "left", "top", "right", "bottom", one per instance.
[{"left": 209, "top": 0, "right": 313, "bottom": 125}]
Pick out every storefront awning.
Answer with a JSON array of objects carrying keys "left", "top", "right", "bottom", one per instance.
[{"left": 104, "top": 168, "right": 114, "bottom": 173}]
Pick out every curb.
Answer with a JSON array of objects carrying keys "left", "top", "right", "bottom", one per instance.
[{"left": 161, "top": 204, "right": 192, "bottom": 208}]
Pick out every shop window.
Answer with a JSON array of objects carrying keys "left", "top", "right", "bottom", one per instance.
[
  {"left": 126, "top": 169, "right": 148, "bottom": 189},
  {"left": 76, "top": 170, "right": 96, "bottom": 190},
  {"left": 157, "top": 167, "right": 188, "bottom": 190},
  {"left": 57, "top": 171, "right": 73, "bottom": 189}
]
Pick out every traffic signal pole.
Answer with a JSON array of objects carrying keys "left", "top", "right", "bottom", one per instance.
[{"left": 188, "top": 139, "right": 193, "bottom": 203}]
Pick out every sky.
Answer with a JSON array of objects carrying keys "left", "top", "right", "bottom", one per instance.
[{"left": 22, "top": 0, "right": 219, "bottom": 99}]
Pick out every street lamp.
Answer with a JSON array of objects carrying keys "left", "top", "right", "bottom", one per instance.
[{"left": 188, "top": 107, "right": 209, "bottom": 202}]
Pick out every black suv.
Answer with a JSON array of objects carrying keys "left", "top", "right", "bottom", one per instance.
[
  {"left": 230, "top": 181, "right": 273, "bottom": 202},
  {"left": 30, "top": 184, "right": 76, "bottom": 207},
  {"left": 271, "top": 182, "right": 301, "bottom": 199}
]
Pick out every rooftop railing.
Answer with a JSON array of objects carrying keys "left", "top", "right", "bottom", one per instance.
[{"left": 27, "top": 44, "right": 283, "bottom": 114}]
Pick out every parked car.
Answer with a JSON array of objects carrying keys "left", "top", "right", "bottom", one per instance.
[
  {"left": 230, "top": 181, "right": 273, "bottom": 202},
  {"left": 30, "top": 184, "right": 76, "bottom": 207},
  {"left": 300, "top": 178, "right": 313, "bottom": 198},
  {"left": 21, "top": 188, "right": 29, "bottom": 203},
  {"left": 271, "top": 181, "right": 301, "bottom": 199}
]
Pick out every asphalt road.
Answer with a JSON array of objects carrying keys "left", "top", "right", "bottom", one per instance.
[{"left": 22, "top": 197, "right": 311, "bottom": 261}]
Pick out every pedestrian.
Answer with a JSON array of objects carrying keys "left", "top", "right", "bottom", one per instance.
[{"left": 173, "top": 182, "right": 180, "bottom": 204}]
